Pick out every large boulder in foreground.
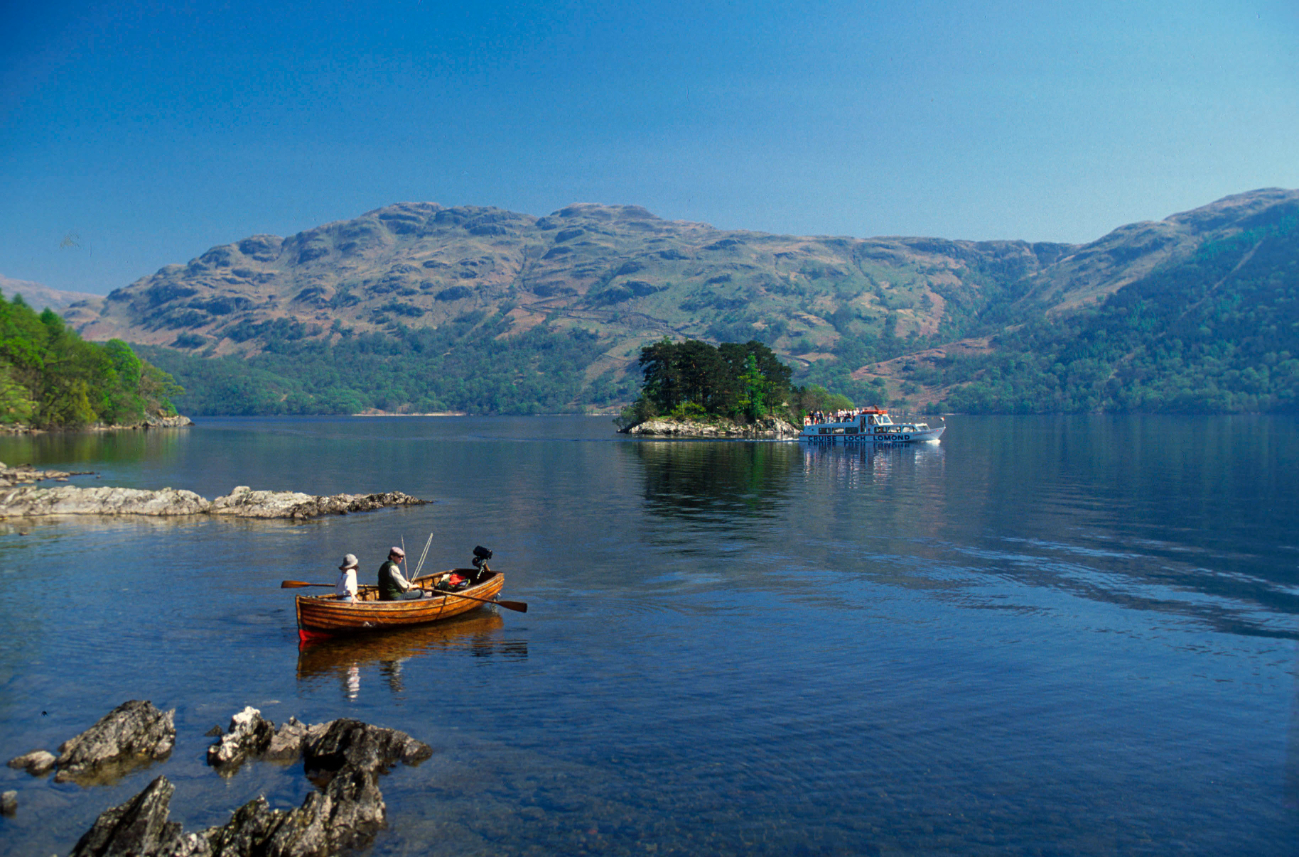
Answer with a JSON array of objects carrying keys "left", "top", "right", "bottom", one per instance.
[
  {"left": 72, "top": 713, "right": 433, "bottom": 857},
  {"left": 54, "top": 700, "right": 176, "bottom": 785},
  {"left": 69, "top": 776, "right": 187, "bottom": 857}
]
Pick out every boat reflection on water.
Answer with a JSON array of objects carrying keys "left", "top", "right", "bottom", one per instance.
[
  {"left": 296, "top": 610, "right": 526, "bottom": 700},
  {"left": 800, "top": 436, "right": 945, "bottom": 485}
]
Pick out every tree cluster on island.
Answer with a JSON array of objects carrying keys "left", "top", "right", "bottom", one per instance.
[
  {"left": 0, "top": 292, "right": 182, "bottom": 429},
  {"left": 615, "top": 338, "right": 864, "bottom": 429}
]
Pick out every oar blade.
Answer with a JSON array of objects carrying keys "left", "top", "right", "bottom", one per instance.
[{"left": 495, "top": 599, "right": 528, "bottom": 613}]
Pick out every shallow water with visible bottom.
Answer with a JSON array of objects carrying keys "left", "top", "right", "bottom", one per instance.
[{"left": 1, "top": 414, "right": 1297, "bottom": 855}]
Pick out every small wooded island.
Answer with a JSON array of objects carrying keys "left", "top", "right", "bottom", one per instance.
[{"left": 615, "top": 338, "right": 862, "bottom": 438}]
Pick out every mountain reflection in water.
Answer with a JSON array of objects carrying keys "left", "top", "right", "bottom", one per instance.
[{"left": 296, "top": 610, "right": 524, "bottom": 700}]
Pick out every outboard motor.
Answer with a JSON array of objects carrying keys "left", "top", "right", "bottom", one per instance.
[{"left": 471, "top": 545, "right": 493, "bottom": 583}]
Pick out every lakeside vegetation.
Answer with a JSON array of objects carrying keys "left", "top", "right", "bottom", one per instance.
[
  {"left": 136, "top": 311, "right": 630, "bottom": 416},
  {"left": 0, "top": 292, "right": 181, "bottom": 428}
]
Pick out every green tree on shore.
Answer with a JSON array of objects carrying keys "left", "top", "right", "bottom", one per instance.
[{"left": 0, "top": 292, "right": 182, "bottom": 428}]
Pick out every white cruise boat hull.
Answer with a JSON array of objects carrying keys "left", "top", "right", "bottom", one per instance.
[{"left": 798, "top": 409, "right": 945, "bottom": 444}]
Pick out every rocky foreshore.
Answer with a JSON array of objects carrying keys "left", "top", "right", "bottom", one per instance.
[
  {"left": 7, "top": 701, "right": 431, "bottom": 857},
  {"left": 0, "top": 461, "right": 95, "bottom": 488},
  {"left": 620, "top": 415, "right": 801, "bottom": 438},
  {"left": 0, "top": 414, "right": 195, "bottom": 435},
  {"left": 0, "top": 484, "right": 428, "bottom": 519}
]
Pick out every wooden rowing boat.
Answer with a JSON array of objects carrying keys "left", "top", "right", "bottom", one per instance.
[{"left": 295, "top": 568, "right": 505, "bottom": 640}]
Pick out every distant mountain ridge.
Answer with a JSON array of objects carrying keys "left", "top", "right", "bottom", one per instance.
[
  {"left": 60, "top": 188, "right": 1299, "bottom": 413},
  {"left": 0, "top": 275, "right": 102, "bottom": 315}
]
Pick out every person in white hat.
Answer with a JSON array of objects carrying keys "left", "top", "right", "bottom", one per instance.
[
  {"left": 335, "top": 554, "right": 359, "bottom": 602},
  {"left": 377, "top": 546, "right": 423, "bottom": 600}
]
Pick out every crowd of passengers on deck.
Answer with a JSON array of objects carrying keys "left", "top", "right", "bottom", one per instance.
[{"left": 803, "top": 408, "right": 884, "bottom": 426}]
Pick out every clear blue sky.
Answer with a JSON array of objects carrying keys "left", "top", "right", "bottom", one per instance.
[{"left": 3, "top": 0, "right": 1297, "bottom": 295}]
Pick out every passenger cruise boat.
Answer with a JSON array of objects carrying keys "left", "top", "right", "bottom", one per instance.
[{"left": 799, "top": 406, "right": 944, "bottom": 444}]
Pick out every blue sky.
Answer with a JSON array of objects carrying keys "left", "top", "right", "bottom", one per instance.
[{"left": 2, "top": 0, "right": 1297, "bottom": 295}]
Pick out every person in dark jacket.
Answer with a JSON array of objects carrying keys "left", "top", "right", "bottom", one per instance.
[{"left": 377, "top": 546, "right": 424, "bottom": 600}]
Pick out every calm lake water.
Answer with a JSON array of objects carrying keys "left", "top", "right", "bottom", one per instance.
[{"left": 1, "top": 415, "right": 1297, "bottom": 856}]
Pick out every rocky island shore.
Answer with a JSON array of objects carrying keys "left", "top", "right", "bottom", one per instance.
[{"left": 619, "top": 415, "right": 801, "bottom": 439}]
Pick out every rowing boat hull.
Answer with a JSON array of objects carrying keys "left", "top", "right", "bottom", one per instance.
[{"left": 295, "top": 569, "right": 505, "bottom": 637}]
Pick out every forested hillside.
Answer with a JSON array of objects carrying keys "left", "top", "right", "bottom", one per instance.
[
  {"left": 0, "top": 292, "right": 181, "bottom": 428},
  {"left": 61, "top": 188, "right": 1299, "bottom": 415},
  {"left": 902, "top": 198, "right": 1299, "bottom": 412}
]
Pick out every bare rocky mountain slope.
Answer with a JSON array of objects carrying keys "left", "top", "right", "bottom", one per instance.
[{"left": 61, "top": 188, "right": 1299, "bottom": 412}]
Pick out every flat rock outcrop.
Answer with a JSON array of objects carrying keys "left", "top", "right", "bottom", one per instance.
[
  {"left": 209, "top": 486, "right": 428, "bottom": 519},
  {"left": 0, "top": 484, "right": 427, "bottom": 519},
  {"left": 69, "top": 709, "right": 432, "bottom": 857},
  {"left": 0, "top": 485, "right": 211, "bottom": 517},
  {"left": 621, "top": 416, "right": 801, "bottom": 438},
  {"left": 0, "top": 461, "right": 95, "bottom": 488}
]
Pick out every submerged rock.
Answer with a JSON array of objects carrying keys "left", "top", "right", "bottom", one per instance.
[
  {"left": 0, "top": 484, "right": 427, "bottom": 519},
  {"left": 1, "top": 790, "right": 16, "bottom": 816},
  {"left": 55, "top": 700, "right": 176, "bottom": 785}
]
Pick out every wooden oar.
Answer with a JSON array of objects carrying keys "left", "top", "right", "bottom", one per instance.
[{"left": 279, "top": 580, "right": 528, "bottom": 613}]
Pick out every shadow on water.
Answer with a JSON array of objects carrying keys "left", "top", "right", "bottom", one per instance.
[{"left": 295, "top": 610, "right": 525, "bottom": 700}]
